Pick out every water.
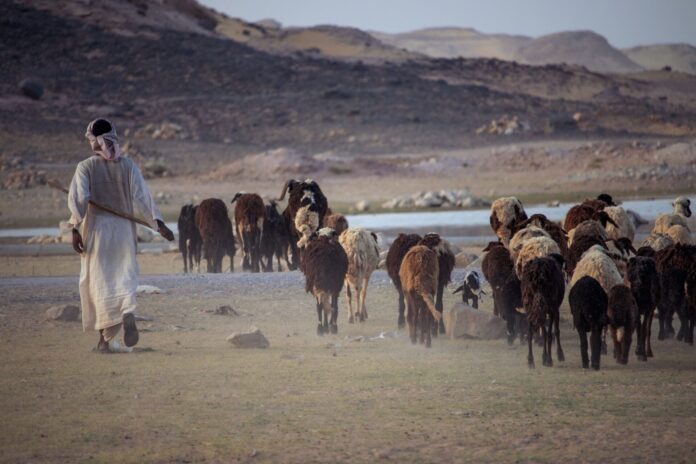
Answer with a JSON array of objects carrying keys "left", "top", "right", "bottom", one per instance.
[{"left": 0, "top": 197, "right": 681, "bottom": 238}]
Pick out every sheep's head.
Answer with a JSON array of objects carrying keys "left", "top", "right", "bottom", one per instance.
[
  {"left": 419, "top": 233, "right": 442, "bottom": 249},
  {"left": 179, "top": 204, "right": 196, "bottom": 224},
  {"left": 593, "top": 211, "right": 619, "bottom": 229},
  {"left": 674, "top": 197, "right": 692, "bottom": 218},
  {"left": 597, "top": 193, "right": 616, "bottom": 206},
  {"left": 300, "top": 189, "right": 316, "bottom": 209},
  {"left": 230, "top": 192, "right": 244, "bottom": 204}
]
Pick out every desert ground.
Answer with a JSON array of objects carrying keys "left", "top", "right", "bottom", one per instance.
[{"left": 2, "top": 247, "right": 696, "bottom": 463}]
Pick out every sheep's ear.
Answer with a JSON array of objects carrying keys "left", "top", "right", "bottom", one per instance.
[
  {"left": 231, "top": 192, "right": 243, "bottom": 204},
  {"left": 371, "top": 232, "right": 378, "bottom": 243}
]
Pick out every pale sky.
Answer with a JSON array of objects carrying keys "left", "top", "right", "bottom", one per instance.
[{"left": 200, "top": 0, "right": 696, "bottom": 48}]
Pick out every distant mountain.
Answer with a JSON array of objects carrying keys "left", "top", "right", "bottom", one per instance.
[
  {"left": 371, "top": 27, "right": 530, "bottom": 60},
  {"left": 514, "top": 30, "right": 643, "bottom": 74},
  {"left": 623, "top": 44, "right": 696, "bottom": 74}
]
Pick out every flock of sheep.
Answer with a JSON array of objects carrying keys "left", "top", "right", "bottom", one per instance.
[{"left": 175, "top": 179, "right": 695, "bottom": 370}]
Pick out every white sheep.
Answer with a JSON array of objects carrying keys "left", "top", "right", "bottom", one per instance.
[
  {"left": 515, "top": 236, "right": 561, "bottom": 278},
  {"left": 665, "top": 224, "right": 692, "bottom": 245},
  {"left": 570, "top": 245, "right": 624, "bottom": 294},
  {"left": 338, "top": 228, "right": 381, "bottom": 323},
  {"left": 295, "top": 205, "right": 319, "bottom": 249},
  {"left": 509, "top": 225, "right": 551, "bottom": 262},
  {"left": 603, "top": 206, "right": 635, "bottom": 242},
  {"left": 652, "top": 196, "right": 692, "bottom": 234},
  {"left": 490, "top": 197, "right": 527, "bottom": 247},
  {"left": 640, "top": 232, "right": 673, "bottom": 251}
]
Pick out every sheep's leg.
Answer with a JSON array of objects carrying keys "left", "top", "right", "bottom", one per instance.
[
  {"left": 590, "top": 326, "right": 602, "bottom": 370},
  {"left": 330, "top": 292, "right": 339, "bottom": 334},
  {"left": 518, "top": 314, "right": 528, "bottom": 345},
  {"left": 506, "top": 308, "right": 517, "bottom": 346},
  {"left": 543, "top": 319, "right": 552, "bottom": 367},
  {"left": 646, "top": 310, "right": 654, "bottom": 357},
  {"left": 406, "top": 292, "right": 417, "bottom": 344},
  {"left": 433, "top": 283, "right": 445, "bottom": 336},
  {"left": 676, "top": 303, "right": 687, "bottom": 342},
  {"left": 612, "top": 327, "right": 621, "bottom": 362},
  {"left": 419, "top": 303, "right": 426, "bottom": 345},
  {"left": 666, "top": 307, "right": 676, "bottom": 339},
  {"left": 397, "top": 288, "right": 406, "bottom": 329},
  {"left": 316, "top": 298, "right": 324, "bottom": 336},
  {"left": 621, "top": 325, "right": 632, "bottom": 365},
  {"left": 346, "top": 285, "right": 355, "bottom": 324},
  {"left": 360, "top": 277, "right": 369, "bottom": 321},
  {"left": 636, "top": 313, "right": 647, "bottom": 361},
  {"left": 554, "top": 310, "right": 564, "bottom": 362},
  {"left": 527, "top": 324, "right": 535, "bottom": 369},
  {"left": 658, "top": 307, "right": 667, "bottom": 340},
  {"left": 578, "top": 329, "right": 589, "bottom": 369},
  {"left": 601, "top": 326, "right": 608, "bottom": 354},
  {"left": 425, "top": 309, "right": 433, "bottom": 348},
  {"left": 471, "top": 294, "right": 479, "bottom": 310}
]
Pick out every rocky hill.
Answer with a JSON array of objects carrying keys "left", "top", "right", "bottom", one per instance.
[{"left": 623, "top": 44, "right": 696, "bottom": 74}]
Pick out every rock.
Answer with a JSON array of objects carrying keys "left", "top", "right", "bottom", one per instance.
[
  {"left": 137, "top": 225, "right": 155, "bottom": 242},
  {"left": 136, "top": 285, "right": 166, "bottom": 294},
  {"left": 45, "top": 305, "right": 80, "bottom": 322},
  {"left": 443, "top": 302, "right": 506, "bottom": 340},
  {"left": 355, "top": 200, "right": 369, "bottom": 212},
  {"left": 207, "top": 305, "right": 239, "bottom": 316},
  {"left": 19, "top": 78, "right": 44, "bottom": 100},
  {"left": 454, "top": 252, "right": 478, "bottom": 268},
  {"left": 227, "top": 326, "right": 269, "bottom": 349}
]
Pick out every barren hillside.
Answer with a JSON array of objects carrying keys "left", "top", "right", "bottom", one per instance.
[{"left": 623, "top": 44, "right": 696, "bottom": 74}]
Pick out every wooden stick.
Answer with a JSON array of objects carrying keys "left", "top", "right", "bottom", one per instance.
[{"left": 45, "top": 180, "right": 156, "bottom": 230}]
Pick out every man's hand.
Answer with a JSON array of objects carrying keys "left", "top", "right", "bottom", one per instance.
[
  {"left": 156, "top": 219, "right": 175, "bottom": 242},
  {"left": 72, "top": 228, "right": 85, "bottom": 254}
]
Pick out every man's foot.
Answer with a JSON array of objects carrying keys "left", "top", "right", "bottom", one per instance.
[
  {"left": 97, "top": 331, "right": 111, "bottom": 353},
  {"left": 123, "top": 313, "right": 139, "bottom": 347}
]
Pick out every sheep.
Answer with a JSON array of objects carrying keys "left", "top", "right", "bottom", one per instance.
[
  {"left": 607, "top": 285, "right": 638, "bottom": 365},
  {"left": 177, "top": 204, "right": 201, "bottom": 273},
  {"left": 260, "top": 200, "right": 292, "bottom": 272},
  {"left": 386, "top": 233, "right": 422, "bottom": 329},
  {"left": 453, "top": 270, "right": 485, "bottom": 309},
  {"left": 399, "top": 244, "right": 441, "bottom": 348},
  {"left": 640, "top": 233, "right": 673, "bottom": 252},
  {"left": 607, "top": 237, "right": 637, "bottom": 259},
  {"left": 566, "top": 235, "right": 608, "bottom": 278},
  {"left": 627, "top": 256, "right": 661, "bottom": 361},
  {"left": 570, "top": 245, "right": 624, "bottom": 295},
  {"left": 489, "top": 197, "right": 528, "bottom": 246},
  {"left": 278, "top": 179, "right": 329, "bottom": 269},
  {"left": 652, "top": 196, "right": 692, "bottom": 234},
  {"left": 568, "top": 219, "right": 609, "bottom": 246},
  {"left": 418, "top": 233, "right": 456, "bottom": 335},
  {"left": 509, "top": 225, "right": 551, "bottom": 262},
  {"left": 231, "top": 192, "right": 266, "bottom": 273},
  {"left": 603, "top": 206, "right": 635, "bottom": 242},
  {"left": 323, "top": 211, "right": 349, "bottom": 235},
  {"left": 195, "top": 198, "right": 236, "bottom": 273},
  {"left": 294, "top": 204, "right": 320, "bottom": 250},
  {"left": 656, "top": 244, "right": 696, "bottom": 341},
  {"left": 563, "top": 194, "right": 614, "bottom": 232},
  {"left": 665, "top": 224, "right": 692, "bottom": 245},
  {"left": 514, "top": 236, "right": 561, "bottom": 278},
  {"left": 513, "top": 214, "right": 568, "bottom": 259},
  {"left": 338, "top": 228, "right": 380, "bottom": 324},
  {"left": 569, "top": 276, "right": 608, "bottom": 370},
  {"left": 521, "top": 254, "right": 566, "bottom": 368},
  {"left": 684, "top": 270, "right": 696, "bottom": 345},
  {"left": 301, "top": 228, "right": 348, "bottom": 335}
]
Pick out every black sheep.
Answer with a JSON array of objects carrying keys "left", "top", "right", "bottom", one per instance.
[
  {"left": 656, "top": 244, "right": 696, "bottom": 341},
  {"left": 453, "top": 270, "right": 485, "bottom": 309},
  {"left": 195, "top": 199, "right": 236, "bottom": 273},
  {"left": 521, "top": 254, "right": 566, "bottom": 368},
  {"left": 177, "top": 204, "right": 201, "bottom": 273},
  {"left": 607, "top": 285, "right": 639, "bottom": 365},
  {"left": 386, "top": 233, "right": 422, "bottom": 329},
  {"left": 569, "top": 276, "right": 608, "bottom": 370},
  {"left": 627, "top": 256, "right": 661, "bottom": 360},
  {"left": 685, "top": 270, "right": 696, "bottom": 345},
  {"left": 260, "top": 200, "right": 292, "bottom": 272}
]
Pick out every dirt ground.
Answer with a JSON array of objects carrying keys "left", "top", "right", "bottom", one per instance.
[{"left": 2, "top": 253, "right": 696, "bottom": 464}]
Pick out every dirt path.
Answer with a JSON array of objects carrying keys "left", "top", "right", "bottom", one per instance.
[{"left": 2, "top": 268, "right": 696, "bottom": 463}]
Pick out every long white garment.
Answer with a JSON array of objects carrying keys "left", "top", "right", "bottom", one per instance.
[{"left": 68, "top": 155, "right": 162, "bottom": 332}]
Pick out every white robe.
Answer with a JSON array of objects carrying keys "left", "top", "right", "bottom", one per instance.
[{"left": 68, "top": 155, "right": 162, "bottom": 332}]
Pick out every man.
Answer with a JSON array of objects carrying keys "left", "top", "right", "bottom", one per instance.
[{"left": 68, "top": 118, "right": 174, "bottom": 353}]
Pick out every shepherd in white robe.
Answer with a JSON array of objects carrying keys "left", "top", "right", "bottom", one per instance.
[{"left": 68, "top": 118, "right": 173, "bottom": 352}]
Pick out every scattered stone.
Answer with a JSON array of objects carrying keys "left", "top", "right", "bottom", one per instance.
[
  {"left": 136, "top": 285, "right": 166, "bottom": 294},
  {"left": 207, "top": 305, "right": 239, "bottom": 316},
  {"left": 381, "top": 190, "right": 489, "bottom": 210},
  {"left": 227, "top": 326, "right": 269, "bottom": 349},
  {"left": 19, "top": 78, "right": 44, "bottom": 100},
  {"left": 355, "top": 200, "right": 369, "bottom": 212},
  {"left": 45, "top": 305, "right": 80, "bottom": 321},
  {"left": 347, "top": 335, "right": 365, "bottom": 343},
  {"left": 443, "top": 302, "right": 507, "bottom": 340},
  {"left": 476, "top": 115, "right": 530, "bottom": 136}
]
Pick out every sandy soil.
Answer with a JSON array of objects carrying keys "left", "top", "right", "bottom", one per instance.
[{"left": 2, "top": 254, "right": 696, "bottom": 463}]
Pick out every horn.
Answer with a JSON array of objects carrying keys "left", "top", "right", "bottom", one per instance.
[
  {"left": 230, "top": 192, "right": 243, "bottom": 204},
  {"left": 278, "top": 179, "right": 296, "bottom": 201}
]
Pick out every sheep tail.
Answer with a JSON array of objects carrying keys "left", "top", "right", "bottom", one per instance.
[{"left": 421, "top": 291, "right": 441, "bottom": 322}]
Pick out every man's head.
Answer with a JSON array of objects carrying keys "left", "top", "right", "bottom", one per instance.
[
  {"left": 91, "top": 119, "right": 112, "bottom": 137},
  {"left": 85, "top": 118, "right": 120, "bottom": 161}
]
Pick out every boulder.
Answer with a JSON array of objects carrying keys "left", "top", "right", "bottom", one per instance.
[
  {"left": 227, "top": 326, "right": 269, "bottom": 349},
  {"left": 19, "top": 78, "right": 44, "bottom": 100},
  {"left": 45, "top": 305, "right": 80, "bottom": 322},
  {"left": 443, "top": 302, "right": 506, "bottom": 340}
]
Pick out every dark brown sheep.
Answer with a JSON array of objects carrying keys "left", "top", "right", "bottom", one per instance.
[
  {"left": 685, "top": 270, "right": 696, "bottom": 345},
  {"left": 231, "top": 192, "right": 266, "bottom": 273},
  {"left": 323, "top": 211, "right": 349, "bottom": 235},
  {"left": 177, "top": 204, "right": 201, "bottom": 273},
  {"left": 569, "top": 276, "right": 608, "bottom": 370},
  {"left": 399, "top": 244, "right": 441, "bottom": 348},
  {"left": 260, "top": 200, "right": 292, "bottom": 272},
  {"left": 564, "top": 196, "right": 617, "bottom": 232},
  {"left": 418, "top": 233, "right": 455, "bottom": 336},
  {"left": 627, "top": 256, "right": 661, "bottom": 360},
  {"left": 278, "top": 179, "right": 329, "bottom": 270},
  {"left": 301, "top": 230, "right": 348, "bottom": 335},
  {"left": 386, "top": 233, "right": 422, "bottom": 329},
  {"left": 607, "top": 285, "right": 638, "bottom": 365},
  {"left": 656, "top": 244, "right": 696, "bottom": 340},
  {"left": 521, "top": 254, "right": 566, "bottom": 368},
  {"left": 195, "top": 198, "right": 236, "bottom": 273}
]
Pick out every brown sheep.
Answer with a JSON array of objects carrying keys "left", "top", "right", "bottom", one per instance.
[
  {"left": 231, "top": 192, "right": 266, "bottom": 273},
  {"left": 278, "top": 179, "right": 329, "bottom": 269},
  {"left": 399, "top": 244, "right": 441, "bottom": 348},
  {"left": 489, "top": 197, "right": 528, "bottom": 246},
  {"left": 418, "top": 233, "right": 455, "bottom": 336},
  {"left": 323, "top": 211, "right": 349, "bottom": 235},
  {"left": 195, "top": 198, "right": 236, "bottom": 273},
  {"left": 301, "top": 229, "right": 348, "bottom": 335},
  {"left": 386, "top": 233, "right": 422, "bottom": 328}
]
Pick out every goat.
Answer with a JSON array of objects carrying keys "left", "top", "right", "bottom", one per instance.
[{"left": 231, "top": 192, "right": 265, "bottom": 273}]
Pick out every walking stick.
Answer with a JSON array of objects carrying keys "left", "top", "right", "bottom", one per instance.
[{"left": 46, "top": 179, "right": 157, "bottom": 231}]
